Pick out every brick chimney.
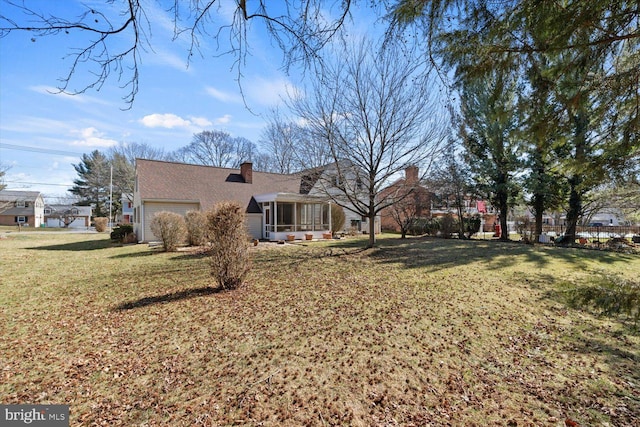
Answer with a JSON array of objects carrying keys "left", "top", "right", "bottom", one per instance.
[
  {"left": 405, "top": 165, "right": 419, "bottom": 184},
  {"left": 240, "top": 162, "right": 253, "bottom": 184}
]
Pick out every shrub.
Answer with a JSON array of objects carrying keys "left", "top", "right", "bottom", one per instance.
[
  {"left": 515, "top": 216, "right": 534, "bottom": 242},
  {"left": 438, "top": 214, "right": 456, "bottom": 238},
  {"left": 462, "top": 215, "right": 482, "bottom": 239},
  {"left": 568, "top": 273, "right": 639, "bottom": 326},
  {"left": 330, "top": 204, "right": 346, "bottom": 234},
  {"left": 185, "top": 210, "right": 208, "bottom": 246},
  {"left": 150, "top": 211, "right": 187, "bottom": 252},
  {"left": 110, "top": 224, "right": 135, "bottom": 243},
  {"left": 207, "top": 201, "right": 251, "bottom": 290},
  {"left": 94, "top": 217, "right": 108, "bottom": 232}
]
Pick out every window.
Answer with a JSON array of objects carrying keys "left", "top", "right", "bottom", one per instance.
[
  {"left": 16, "top": 216, "right": 26, "bottom": 223},
  {"left": 15, "top": 201, "right": 25, "bottom": 208},
  {"left": 127, "top": 202, "right": 132, "bottom": 209},
  {"left": 44, "top": 208, "right": 52, "bottom": 215},
  {"left": 71, "top": 208, "right": 79, "bottom": 215}
]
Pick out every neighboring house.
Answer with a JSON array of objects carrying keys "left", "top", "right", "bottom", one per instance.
[
  {"left": 299, "top": 160, "right": 380, "bottom": 234},
  {"left": 121, "top": 194, "right": 133, "bottom": 224},
  {"left": 379, "top": 166, "right": 431, "bottom": 232},
  {"left": 44, "top": 204, "right": 92, "bottom": 228},
  {"left": 0, "top": 190, "right": 45, "bottom": 227},
  {"left": 134, "top": 159, "right": 367, "bottom": 242}
]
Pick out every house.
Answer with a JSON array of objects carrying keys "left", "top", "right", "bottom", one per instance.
[
  {"left": 134, "top": 159, "right": 361, "bottom": 242},
  {"left": 120, "top": 194, "right": 133, "bottom": 224},
  {"left": 299, "top": 160, "right": 380, "bottom": 234},
  {"left": 379, "top": 166, "right": 431, "bottom": 232},
  {"left": 44, "top": 204, "right": 92, "bottom": 228},
  {"left": 0, "top": 190, "right": 45, "bottom": 227}
]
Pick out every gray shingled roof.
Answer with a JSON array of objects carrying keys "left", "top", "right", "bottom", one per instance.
[
  {"left": 135, "top": 159, "right": 305, "bottom": 213},
  {"left": 0, "top": 190, "right": 42, "bottom": 202}
]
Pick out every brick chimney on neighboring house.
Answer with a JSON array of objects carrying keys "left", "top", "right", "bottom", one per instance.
[
  {"left": 405, "top": 165, "right": 419, "bottom": 184},
  {"left": 240, "top": 162, "right": 253, "bottom": 184}
]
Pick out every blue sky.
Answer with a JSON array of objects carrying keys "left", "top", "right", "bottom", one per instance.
[{"left": 0, "top": 1, "right": 380, "bottom": 198}]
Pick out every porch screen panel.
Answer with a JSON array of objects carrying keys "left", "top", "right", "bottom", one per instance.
[
  {"left": 297, "top": 204, "right": 313, "bottom": 231},
  {"left": 277, "top": 203, "right": 294, "bottom": 232}
]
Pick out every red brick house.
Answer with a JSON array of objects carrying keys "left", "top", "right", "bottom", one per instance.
[{"left": 379, "top": 166, "right": 431, "bottom": 233}]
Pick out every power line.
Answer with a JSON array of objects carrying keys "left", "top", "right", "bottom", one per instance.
[
  {"left": 0, "top": 143, "right": 85, "bottom": 157},
  {"left": 5, "top": 180, "right": 73, "bottom": 187}
]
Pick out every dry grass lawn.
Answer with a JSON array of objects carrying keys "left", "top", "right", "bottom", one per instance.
[{"left": 1, "top": 232, "right": 638, "bottom": 426}]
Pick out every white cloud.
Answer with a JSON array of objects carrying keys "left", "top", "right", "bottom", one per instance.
[
  {"left": 205, "top": 86, "right": 242, "bottom": 103},
  {"left": 69, "top": 127, "right": 118, "bottom": 147},
  {"left": 139, "top": 113, "right": 214, "bottom": 129},
  {"left": 139, "top": 113, "right": 191, "bottom": 129},
  {"left": 214, "top": 114, "right": 232, "bottom": 125},
  {"left": 190, "top": 116, "right": 213, "bottom": 127}
]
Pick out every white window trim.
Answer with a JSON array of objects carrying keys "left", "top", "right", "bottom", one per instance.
[
  {"left": 17, "top": 216, "right": 26, "bottom": 223},
  {"left": 16, "top": 201, "right": 25, "bottom": 208}
]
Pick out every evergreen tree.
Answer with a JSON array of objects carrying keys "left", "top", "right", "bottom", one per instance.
[
  {"left": 458, "top": 70, "right": 521, "bottom": 241},
  {"left": 70, "top": 150, "right": 111, "bottom": 218}
]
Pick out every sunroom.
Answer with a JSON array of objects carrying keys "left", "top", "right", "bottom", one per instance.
[{"left": 253, "top": 193, "right": 332, "bottom": 241}]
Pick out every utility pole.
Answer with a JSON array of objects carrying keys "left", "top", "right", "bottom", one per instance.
[{"left": 109, "top": 165, "right": 113, "bottom": 231}]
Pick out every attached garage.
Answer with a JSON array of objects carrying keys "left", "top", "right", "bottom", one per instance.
[{"left": 141, "top": 200, "right": 199, "bottom": 242}]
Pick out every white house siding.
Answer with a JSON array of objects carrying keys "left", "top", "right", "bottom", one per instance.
[
  {"left": 45, "top": 217, "right": 88, "bottom": 229},
  {"left": 246, "top": 213, "right": 262, "bottom": 240},
  {"left": 142, "top": 201, "right": 199, "bottom": 242}
]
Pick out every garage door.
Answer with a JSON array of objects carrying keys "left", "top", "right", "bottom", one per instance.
[{"left": 143, "top": 202, "right": 199, "bottom": 242}]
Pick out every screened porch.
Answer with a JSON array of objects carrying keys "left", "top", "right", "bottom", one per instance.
[{"left": 253, "top": 193, "right": 331, "bottom": 241}]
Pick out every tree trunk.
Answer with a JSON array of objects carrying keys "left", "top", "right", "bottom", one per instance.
[
  {"left": 564, "top": 177, "right": 582, "bottom": 243},
  {"left": 367, "top": 212, "right": 376, "bottom": 248},
  {"left": 564, "top": 109, "right": 588, "bottom": 244},
  {"left": 533, "top": 193, "right": 544, "bottom": 243}
]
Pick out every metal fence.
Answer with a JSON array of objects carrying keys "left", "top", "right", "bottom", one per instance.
[{"left": 540, "top": 225, "right": 640, "bottom": 241}]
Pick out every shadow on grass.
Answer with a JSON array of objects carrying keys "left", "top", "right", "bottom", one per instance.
[
  {"left": 110, "top": 250, "right": 159, "bottom": 259},
  {"left": 27, "top": 239, "right": 112, "bottom": 251},
  {"left": 334, "top": 236, "right": 638, "bottom": 272},
  {"left": 115, "top": 286, "right": 223, "bottom": 311}
]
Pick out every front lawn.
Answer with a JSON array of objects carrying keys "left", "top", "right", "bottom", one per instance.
[{"left": 1, "top": 233, "right": 638, "bottom": 426}]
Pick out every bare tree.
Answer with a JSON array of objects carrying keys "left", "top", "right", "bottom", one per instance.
[
  {"left": 290, "top": 37, "right": 447, "bottom": 248},
  {"left": 111, "top": 142, "right": 169, "bottom": 165},
  {"left": 427, "top": 145, "right": 474, "bottom": 239},
  {"left": 384, "top": 183, "right": 431, "bottom": 239},
  {"left": 259, "top": 112, "right": 301, "bottom": 174},
  {"left": 0, "top": 163, "right": 11, "bottom": 213},
  {"left": 259, "top": 109, "right": 332, "bottom": 173},
  {"left": 47, "top": 208, "right": 80, "bottom": 228},
  {"left": 0, "top": 1, "right": 356, "bottom": 107},
  {"left": 175, "top": 130, "right": 256, "bottom": 168}
]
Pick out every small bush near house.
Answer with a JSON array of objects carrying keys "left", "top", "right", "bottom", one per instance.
[
  {"left": 110, "top": 224, "right": 136, "bottom": 243},
  {"left": 94, "top": 217, "right": 108, "bottom": 232},
  {"left": 150, "top": 211, "right": 187, "bottom": 252},
  {"left": 185, "top": 210, "right": 208, "bottom": 246},
  {"left": 206, "top": 201, "right": 251, "bottom": 290},
  {"left": 331, "top": 204, "right": 346, "bottom": 234}
]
